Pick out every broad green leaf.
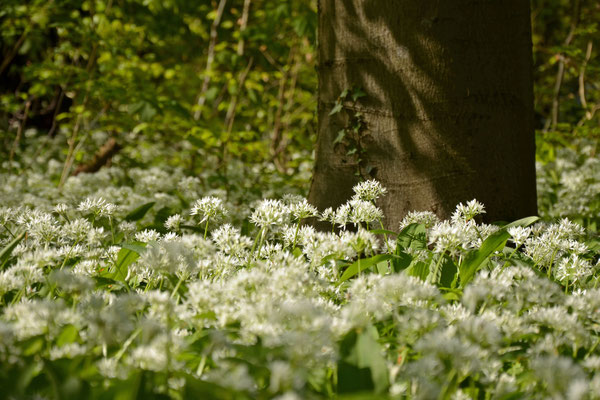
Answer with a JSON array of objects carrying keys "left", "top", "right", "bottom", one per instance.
[
  {"left": 124, "top": 202, "right": 155, "bottom": 222},
  {"left": 338, "top": 326, "right": 389, "bottom": 394},
  {"left": 184, "top": 375, "right": 241, "bottom": 399},
  {"left": 503, "top": 216, "right": 540, "bottom": 230},
  {"left": 112, "top": 243, "right": 146, "bottom": 283},
  {"left": 459, "top": 230, "right": 509, "bottom": 287},
  {"left": 439, "top": 255, "right": 458, "bottom": 288},
  {"left": 396, "top": 223, "right": 427, "bottom": 251},
  {"left": 56, "top": 324, "right": 79, "bottom": 347},
  {"left": 460, "top": 216, "right": 539, "bottom": 287},
  {"left": 339, "top": 254, "right": 396, "bottom": 282},
  {"left": 0, "top": 232, "right": 26, "bottom": 269},
  {"left": 375, "top": 260, "right": 389, "bottom": 275},
  {"left": 120, "top": 242, "right": 147, "bottom": 254},
  {"left": 391, "top": 250, "right": 412, "bottom": 273},
  {"left": 406, "top": 259, "right": 429, "bottom": 281}
]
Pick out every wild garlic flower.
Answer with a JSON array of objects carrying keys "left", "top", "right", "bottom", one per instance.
[
  {"left": 135, "top": 229, "right": 161, "bottom": 243},
  {"left": 77, "top": 197, "right": 117, "bottom": 218},
  {"left": 333, "top": 203, "right": 351, "bottom": 229},
  {"left": 348, "top": 199, "right": 384, "bottom": 226},
  {"left": 164, "top": 214, "right": 183, "bottom": 231},
  {"left": 0, "top": 207, "right": 18, "bottom": 225},
  {"left": 352, "top": 180, "right": 387, "bottom": 202},
  {"left": 190, "top": 196, "right": 227, "bottom": 224},
  {"left": 340, "top": 229, "right": 379, "bottom": 257},
  {"left": 118, "top": 221, "right": 137, "bottom": 235},
  {"left": 452, "top": 199, "right": 486, "bottom": 222},
  {"left": 64, "top": 218, "right": 93, "bottom": 242},
  {"left": 507, "top": 226, "right": 531, "bottom": 247},
  {"left": 399, "top": 210, "right": 440, "bottom": 230},
  {"left": 211, "top": 224, "right": 252, "bottom": 257},
  {"left": 288, "top": 199, "right": 319, "bottom": 221},
  {"left": 320, "top": 207, "right": 335, "bottom": 224},
  {"left": 53, "top": 203, "right": 69, "bottom": 216},
  {"left": 25, "top": 211, "right": 60, "bottom": 244},
  {"left": 554, "top": 255, "right": 593, "bottom": 285},
  {"left": 250, "top": 199, "right": 288, "bottom": 228},
  {"left": 429, "top": 221, "right": 469, "bottom": 254}
]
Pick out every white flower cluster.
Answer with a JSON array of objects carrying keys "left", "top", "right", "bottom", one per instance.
[
  {"left": 1, "top": 155, "right": 599, "bottom": 399},
  {"left": 190, "top": 196, "right": 227, "bottom": 224}
]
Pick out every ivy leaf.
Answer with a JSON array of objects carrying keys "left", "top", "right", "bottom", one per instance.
[
  {"left": 334, "top": 129, "right": 346, "bottom": 144},
  {"left": 329, "top": 102, "right": 343, "bottom": 115},
  {"left": 351, "top": 87, "right": 366, "bottom": 101}
]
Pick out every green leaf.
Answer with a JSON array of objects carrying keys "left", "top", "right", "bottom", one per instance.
[
  {"left": 502, "top": 216, "right": 540, "bottom": 230},
  {"left": 124, "top": 202, "right": 155, "bottom": 222},
  {"left": 459, "top": 230, "right": 509, "bottom": 287},
  {"left": 375, "top": 260, "right": 389, "bottom": 275},
  {"left": 351, "top": 87, "right": 366, "bottom": 101},
  {"left": 334, "top": 129, "right": 346, "bottom": 144},
  {"left": 338, "top": 326, "right": 389, "bottom": 394},
  {"left": 120, "top": 242, "right": 147, "bottom": 254},
  {"left": 396, "top": 223, "right": 427, "bottom": 251},
  {"left": 184, "top": 375, "right": 241, "bottom": 399},
  {"left": 339, "top": 254, "right": 396, "bottom": 282},
  {"left": 56, "top": 324, "right": 79, "bottom": 347},
  {"left": 439, "top": 255, "right": 458, "bottom": 288},
  {"left": 391, "top": 250, "right": 412, "bottom": 273},
  {"left": 0, "top": 232, "right": 26, "bottom": 269},
  {"left": 112, "top": 243, "right": 146, "bottom": 283},
  {"left": 406, "top": 259, "right": 429, "bottom": 281},
  {"left": 329, "top": 102, "right": 343, "bottom": 115},
  {"left": 459, "top": 216, "right": 538, "bottom": 287}
]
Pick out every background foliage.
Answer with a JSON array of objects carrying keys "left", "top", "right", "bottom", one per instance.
[
  {"left": 0, "top": 0, "right": 317, "bottom": 188},
  {"left": 1, "top": 0, "right": 599, "bottom": 183}
]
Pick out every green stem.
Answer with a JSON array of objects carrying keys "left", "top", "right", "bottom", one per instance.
[
  {"left": 114, "top": 328, "right": 142, "bottom": 361},
  {"left": 438, "top": 368, "right": 457, "bottom": 400},
  {"left": 109, "top": 217, "right": 115, "bottom": 245},
  {"left": 256, "top": 228, "right": 266, "bottom": 258},
  {"left": 204, "top": 218, "right": 210, "bottom": 239},
  {"left": 292, "top": 220, "right": 301, "bottom": 252},
  {"left": 251, "top": 227, "right": 265, "bottom": 256},
  {"left": 547, "top": 249, "right": 559, "bottom": 278},
  {"left": 378, "top": 218, "right": 391, "bottom": 252},
  {"left": 59, "top": 239, "right": 81, "bottom": 270},
  {"left": 10, "top": 287, "right": 24, "bottom": 305},
  {"left": 585, "top": 337, "right": 600, "bottom": 359},
  {"left": 2, "top": 224, "right": 15, "bottom": 239},
  {"left": 170, "top": 273, "right": 187, "bottom": 298}
]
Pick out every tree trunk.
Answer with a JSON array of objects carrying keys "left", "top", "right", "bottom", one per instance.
[{"left": 309, "top": 0, "right": 538, "bottom": 230}]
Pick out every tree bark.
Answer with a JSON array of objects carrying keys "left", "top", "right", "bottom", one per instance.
[{"left": 309, "top": 0, "right": 538, "bottom": 229}]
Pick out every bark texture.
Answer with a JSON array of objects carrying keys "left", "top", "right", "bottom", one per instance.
[{"left": 309, "top": 0, "right": 538, "bottom": 229}]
